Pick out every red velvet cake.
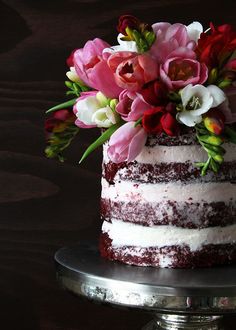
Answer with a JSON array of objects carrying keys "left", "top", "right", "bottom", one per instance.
[
  {"left": 44, "top": 15, "right": 236, "bottom": 268},
  {"left": 100, "top": 133, "right": 236, "bottom": 268}
]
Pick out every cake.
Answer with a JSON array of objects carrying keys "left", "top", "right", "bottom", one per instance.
[
  {"left": 45, "top": 15, "right": 236, "bottom": 268},
  {"left": 100, "top": 132, "right": 236, "bottom": 268}
]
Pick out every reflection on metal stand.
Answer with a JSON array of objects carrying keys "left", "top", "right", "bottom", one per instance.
[{"left": 55, "top": 244, "right": 236, "bottom": 330}]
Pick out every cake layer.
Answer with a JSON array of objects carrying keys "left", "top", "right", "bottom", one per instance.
[
  {"left": 101, "top": 178, "right": 236, "bottom": 204},
  {"left": 101, "top": 198, "right": 236, "bottom": 228},
  {"left": 100, "top": 232, "right": 236, "bottom": 268},
  {"left": 103, "top": 143, "right": 236, "bottom": 165},
  {"left": 103, "top": 143, "right": 236, "bottom": 184},
  {"left": 103, "top": 160, "right": 236, "bottom": 184},
  {"left": 102, "top": 219, "right": 236, "bottom": 251}
]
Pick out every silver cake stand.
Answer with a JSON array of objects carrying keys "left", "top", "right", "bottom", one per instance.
[{"left": 55, "top": 243, "right": 236, "bottom": 330}]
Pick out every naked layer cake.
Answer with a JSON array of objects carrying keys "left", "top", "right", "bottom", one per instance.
[
  {"left": 100, "top": 132, "right": 236, "bottom": 268},
  {"left": 45, "top": 15, "right": 236, "bottom": 268}
]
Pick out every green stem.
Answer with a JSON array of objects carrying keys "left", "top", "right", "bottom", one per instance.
[{"left": 46, "top": 98, "right": 77, "bottom": 113}]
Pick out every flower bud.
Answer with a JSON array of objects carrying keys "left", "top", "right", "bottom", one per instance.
[
  {"left": 200, "top": 134, "right": 223, "bottom": 146},
  {"left": 213, "top": 154, "right": 224, "bottom": 164},
  {"left": 117, "top": 15, "right": 140, "bottom": 36},
  {"left": 204, "top": 109, "right": 225, "bottom": 135},
  {"left": 96, "top": 92, "right": 110, "bottom": 107}
]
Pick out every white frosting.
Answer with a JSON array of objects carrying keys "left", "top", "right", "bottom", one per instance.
[
  {"left": 103, "top": 143, "right": 236, "bottom": 164},
  {"left": 102, "top": 219, "right": 236, "bottom": 251},
  {"left": 101, "top": 178, "right": 236, "bottom": 204}
]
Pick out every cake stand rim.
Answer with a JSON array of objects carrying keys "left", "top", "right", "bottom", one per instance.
[{"left": 54, "top": 243, "right": 236, "bottom": 312}]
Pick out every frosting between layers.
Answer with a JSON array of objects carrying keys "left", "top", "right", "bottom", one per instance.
[
  {"left": 101, "top": 178, "right": 236, "bottom": 203},
  {"left": 102, "top": 219, "right": 236, "bottom": 252},
  {"left": 103, "top": 143, "right": 236, "bottom": 164}
]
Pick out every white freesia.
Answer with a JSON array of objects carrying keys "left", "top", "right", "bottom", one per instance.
[
  {"left": 66, "top": 66, "right": 81, "bottom": 83},
  {"left": 75, "top": 95, "right": 101, "bottom": 126},
  {"left": 103, "top": 33, "right": 138, "bottom": 54},
  {"left": 75, "top": 92, "right": 119, "bottom": 128},
  {"left": 177, "top": 84, "right": 226, "bottom": 127},
  {"left": 186, "top": 21, "right": 203, "bottom": 42},
  {"left": 92, "top": 106, "right": 119, "bottom": 128}
]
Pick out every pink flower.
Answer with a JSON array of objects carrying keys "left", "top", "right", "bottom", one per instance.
[
  {"left": 107, "top": 51, "right": 159, "bottom": 92},
  {"left": 116, "top": 90, "right": 152, "bottom": 121},
  {"left": 160, "top": 53, "right": 208, "bottom": 90},
  {"left": 107, "top": 122, "right": 147, "bottom": 163},
  {"left": 73, "top": 38, "right": 122, "bottom": 98},
  {"left": 150, "top": 23, "right": 195, "bottom": 63}
]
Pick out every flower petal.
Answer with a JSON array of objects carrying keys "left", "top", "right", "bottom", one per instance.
[
  {"left": 186, "top": 21, "right": 203, "bottom": 42},
  {"left": 177, "top": 111, "right": 202, "bottom": 126},
  {"left": 207, "top": 85, "right": 226, "bottom": 107}
]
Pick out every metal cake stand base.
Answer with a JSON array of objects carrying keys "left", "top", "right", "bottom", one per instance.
[{"left": 55, "top": 243, "right": 236, "bottom": 330}]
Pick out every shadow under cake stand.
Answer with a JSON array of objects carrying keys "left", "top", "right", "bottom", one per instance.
[{"left": 55, "top": 243, "right": 236, "bottom": 330}]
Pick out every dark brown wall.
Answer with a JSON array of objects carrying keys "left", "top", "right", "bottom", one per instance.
[{"left": 0, "top": 0, "right": 236, "bottom": 329}]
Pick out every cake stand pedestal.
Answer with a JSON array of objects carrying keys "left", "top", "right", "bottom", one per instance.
[{"left": 55, "top": 243, "right": 236, "bottom": 330}]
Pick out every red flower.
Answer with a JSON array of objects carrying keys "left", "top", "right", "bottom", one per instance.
[
  {"left": 45, "top": 109, "right": 76, "bottom": 134},
  {"left": 117, "top": 15, "right": 140, "bottom": 35},
  {"left": 66, "top": 49, "right": 77, "bottom": 67},
  {"left": 140, "top": 80, "right": 167, "bottom": 106},
  {"left": 142, "top": 105, "right": 180, "bottom": 136},
  {"left": 196, "top": 23, "right": 236, "bottom": 70}
]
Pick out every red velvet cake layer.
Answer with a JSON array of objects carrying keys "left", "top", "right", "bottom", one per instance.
[
  {"left": 101, "top": 199, "right": 236, "bottom": 228},
  {"left": 102, "top": 161, "right": 236, "bottom": 185},
  {"left": 100, "top": 233, "right": 236, "bottom": 268}
]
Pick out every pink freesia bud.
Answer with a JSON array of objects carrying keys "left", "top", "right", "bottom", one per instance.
[
  {"left": 107, "top": 122, "right": 147, "bottom": 163},
  {"left": 73, "top": 38, "right": 122, "bottom": 98},
  {"left": 107, "top": 51, "right": 159, "bottom": 92}
]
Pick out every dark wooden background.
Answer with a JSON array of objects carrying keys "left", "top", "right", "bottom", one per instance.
[{"left": 1, "top": 0, "right": 236, "bottom": 329}]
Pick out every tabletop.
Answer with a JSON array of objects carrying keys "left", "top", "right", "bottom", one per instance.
[{"left": 1, "top": 0, "right": 236, "bottom": 329}]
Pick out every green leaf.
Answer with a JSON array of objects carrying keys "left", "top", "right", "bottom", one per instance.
[
  {"left": 201, "top": 156, "right": 211, "bottom": 176},
  {"left": 79, "top": 122, "right": 122, "bottom": 164},
  {"left": 46, "top": 98, "right": 77, "bottom": 113},
  {"left": 210, "top": 158, "right": 220, "bottom": 173},
  {"left": 195, "top": 162, "right": 206, "bottom": 167}
]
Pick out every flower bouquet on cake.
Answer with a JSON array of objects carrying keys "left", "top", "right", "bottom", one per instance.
[{"left": 45, "top": 15, "right": 236, "bottom": 268}]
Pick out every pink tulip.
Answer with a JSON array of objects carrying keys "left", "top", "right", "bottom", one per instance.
[
  {"left": 107, "top": 122, "right": 147, "bottom": 163},
  {"left": 150, "top": 23, "right": 195, "bottom": 63},
  {"left": 107, "top": 51, "right": 159, "bottom": 92},
  {"left": 160, "top": 55, "right": 208, "bottom": 90},
  {"left": 116, "top": 90, "right": 153, "bottom": 121},
  {"left": 73, "top": 38, "right": 122, "bottom": 98}
]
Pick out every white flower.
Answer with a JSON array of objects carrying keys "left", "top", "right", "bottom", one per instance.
[
  {"left": 92, "top": 106, "right": 118, "bottom": 128},
  {"left": 186, "top": 22, "right": 203, "bottom": 43},
  {"left": 103, "top": 33, "right": 138, "bottom": 54},
  {"left": 177, "top": 84, "right": 226, "bottom": 127},
  {"left": 66, "top": 67, "right": 81, "bottom": 83},
  {"left": 75, "top": 92, "right": 119, "bottom": 128},
  {"left": 75, "top": 94, "right": 101, "bottom": 126}
]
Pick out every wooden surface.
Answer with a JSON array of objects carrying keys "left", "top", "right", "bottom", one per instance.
[{"left": 1, "top": 0, "right": 236, "bottom": 329}]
